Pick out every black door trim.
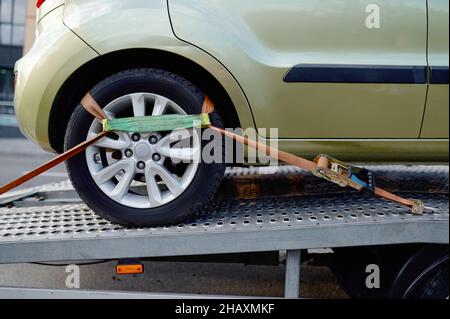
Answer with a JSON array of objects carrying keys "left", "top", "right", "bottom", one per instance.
[
  {"left": 283, "top": 64, "right": 427, "bottom": 84},
  {"left": 430, "top": 66, "right": 449, "bottom": 84}
]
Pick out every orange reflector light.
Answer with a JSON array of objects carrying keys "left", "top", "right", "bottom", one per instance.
[{"left": 115, "top": 264, "right": 144, "bottom": 275}]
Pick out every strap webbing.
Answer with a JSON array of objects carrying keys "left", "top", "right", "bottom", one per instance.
[{"left": 103, "top": 114, "right": 211, "bottom": 133}]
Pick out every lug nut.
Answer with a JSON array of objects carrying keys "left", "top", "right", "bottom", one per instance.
[
  {"left": 111, "top": 151, "right": 122, "bottom": 160},
  {"left": 94, "top": 153, "right": 101, "bottom": 164},
  {"left": 149, "top": 135, "right": 158, "bottom": 144},
  {"left": 137, "top": 161, "right": 146, "bottom": 170},
  {"left": 152, "top": 153, "right": 161, "bottom": 162},
  {"left": 124, "top": 149, "right": 133, "bottom": 157},
  {"left": 131, "top": 133, "right": 140, "bottom": 142}
]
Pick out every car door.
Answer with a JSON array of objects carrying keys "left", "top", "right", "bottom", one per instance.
[
  {"left": 420, "top": 0, "right": 449, "bottom": 138},
  {"left": 168, "top": 0, "right": 428, "bottom": 138}
]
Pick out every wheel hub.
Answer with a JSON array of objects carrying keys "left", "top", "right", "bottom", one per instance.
[{"left": 133, "top": 141, "right": 152, "bottom": 160}]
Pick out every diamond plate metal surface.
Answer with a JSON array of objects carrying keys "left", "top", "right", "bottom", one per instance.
[
  {"left": 0, "top": 165, "right": 447, "bottom": 203},
  {"left": 219, "top": 165, "right": 449, "bottom": 200},
  {"left": 0, "top": 166, "right": 448, "bottom": 245},
  {"left": 0, "top": 193, "right": 447, "bottom": 242}
]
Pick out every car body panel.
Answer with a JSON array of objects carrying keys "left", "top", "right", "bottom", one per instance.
[
  {"left": 35, "top": 0, "right": 65, "bottom": 24},
  {"left": 168, "top": 0, "right": 429, "bottom": 139},
  {"left": 13, "top": 0, "right": 449, "bottom": 162},
  {"left": 14, "top": 6, "right": 98, "bottom": 151},
  {"left": 420, "top": 0, "right": 449, "bottom": 138},
  {"left": 421, "top": 86, "right": 449, "bottom": 138},
  {"left": 272, "top": 138, "right": 448, "bottom": 163},
  {"left": 63, "top": 0, "right": 255, "bottom": 131}
]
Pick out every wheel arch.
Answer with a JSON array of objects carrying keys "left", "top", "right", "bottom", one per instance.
[
  {"left": 49, "top": 48, "right": 243, "bottom": 153},
  {"left": 389, "top": 244, "right": 449, "bottom": 298}
]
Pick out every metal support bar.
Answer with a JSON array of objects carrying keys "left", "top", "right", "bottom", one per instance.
[
  {"left": 284, "top": 250, "right": 301, "bottom": 298},
  {"left": 0, "top": 287, "right": 248, "bottom": 299}
]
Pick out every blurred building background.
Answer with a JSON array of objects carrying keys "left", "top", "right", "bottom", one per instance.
[{"left": 0, "top": 0, "right": 35, "bottom": 137}]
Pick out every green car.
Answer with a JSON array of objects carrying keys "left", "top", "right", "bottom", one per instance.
[{"left": 14, "top": 0, "right": 449, "bottom": 226}]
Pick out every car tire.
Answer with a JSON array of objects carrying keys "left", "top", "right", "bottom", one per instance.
[
  {"left": 64, "top": 68, "right": 225, "bottom": 227},
  {"left": 390, "top": 244, "right": 449, "bottom": 299},
  {"left": 329, "top": 244, "right": 449, "bottom": 299}
]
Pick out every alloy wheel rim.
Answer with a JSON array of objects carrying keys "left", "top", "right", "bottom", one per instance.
[{"left": 85, "top": 93, "right": 200, "bottom": 209}]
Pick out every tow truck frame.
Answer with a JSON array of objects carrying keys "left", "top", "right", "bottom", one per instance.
[{"left": 0, "top": 165, "right": 448, "bottom": 298}]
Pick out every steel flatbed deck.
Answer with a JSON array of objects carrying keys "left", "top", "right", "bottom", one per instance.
[{"left": 0, "top": 165, "right": 448, "bottom": 298}]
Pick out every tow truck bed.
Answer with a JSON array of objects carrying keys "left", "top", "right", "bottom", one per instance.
[{"left": 0, "top": 165, "right": 448, "bottom": 298}]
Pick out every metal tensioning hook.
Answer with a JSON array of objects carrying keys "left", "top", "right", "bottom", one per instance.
[{"left": 0, "top": 92, "right": 425, "bottom": 215}]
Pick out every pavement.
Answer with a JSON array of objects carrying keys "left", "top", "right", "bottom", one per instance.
[
  {"left": 0, "top": 138, "right": 68, "bottom": 188},
  {"left": 0, "top": 137, "right": 51, "bottom": 158},
  {"left": 0, "top": 135, "right": 346, "bottom": 298}
]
